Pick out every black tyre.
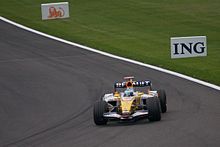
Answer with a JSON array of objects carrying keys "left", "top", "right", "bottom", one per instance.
[
  {"left": 157, "top": 89, "right": 167, "bottom": 113},
  {"left": 146, "top": 97, "right": 161, "bottom": 121},
  {"left": 93, "top": 101, "right": 108, "bottom": 125}
]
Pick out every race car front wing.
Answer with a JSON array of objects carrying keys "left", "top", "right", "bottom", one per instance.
[{"left": 103, "top": 110, "right": 148, "bottom": 120}]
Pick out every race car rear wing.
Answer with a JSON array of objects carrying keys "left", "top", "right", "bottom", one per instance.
[{"left": 114, "top": 80, "right": 152, "bottom": 89}]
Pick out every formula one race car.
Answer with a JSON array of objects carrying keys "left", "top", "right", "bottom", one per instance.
[{"left": 93, "top": 76, "right": 167, "bottom": 125}]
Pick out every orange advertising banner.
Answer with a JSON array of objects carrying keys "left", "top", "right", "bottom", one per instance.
[{"left": 41, "top": 2, "right": 69, "bottom": 20}]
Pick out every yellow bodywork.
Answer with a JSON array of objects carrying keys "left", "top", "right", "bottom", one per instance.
[
  {"left": 120, "top": 98, "right": 135, "bottom": 113},
  {"left": 114, "top": 91, "right": 145, "bottom": 114}
]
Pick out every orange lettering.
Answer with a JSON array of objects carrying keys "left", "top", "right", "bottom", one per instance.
[{"left": 48, "top": 7, "right": 65, "bottom": 18}]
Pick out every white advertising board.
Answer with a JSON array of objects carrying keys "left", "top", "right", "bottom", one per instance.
[
  {"left": 171, "top": 36, "right": 207, "bottom": 59},
  {"left": 41, "top": 2, "right": 69, "bottom": 20}
]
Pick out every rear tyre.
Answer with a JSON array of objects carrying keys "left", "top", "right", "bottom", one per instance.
[
  {"left": 158, "top": 89, "right": 167, "bottom": 113},
  {"left": 93, "top": 101, "right": 108, "bottom": 125},
  {"left": 146, "top": 97, "right": 161, "bottom": 121}
]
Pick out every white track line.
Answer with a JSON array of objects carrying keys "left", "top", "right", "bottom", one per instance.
[{"left": 1, "top": 16, "right": 219, "bottom": 91}]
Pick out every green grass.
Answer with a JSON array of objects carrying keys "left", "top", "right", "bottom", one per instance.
[{"left": 1, "top": 0, "right": 220, "bottom": 85}]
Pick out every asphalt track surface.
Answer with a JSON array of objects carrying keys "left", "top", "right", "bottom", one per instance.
[{"left": 0, "top": 20, "right": 220, "bottom": 147}]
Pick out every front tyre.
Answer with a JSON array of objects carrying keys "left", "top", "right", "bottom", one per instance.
[
  {"left": 146, "top": 97, "right": 161, "bottom": 121},
  {"left": 93, "top": 101, "right": 108, "bottom": 125},
  {"left": 157, "top": 89, "right": 167, "bottom": 113}
]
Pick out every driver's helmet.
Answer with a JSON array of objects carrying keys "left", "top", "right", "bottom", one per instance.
[{"left": 124, "top": 88, "right": 134, "bottom": 97}]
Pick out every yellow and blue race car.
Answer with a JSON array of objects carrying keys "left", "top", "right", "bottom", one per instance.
[{"left": 93, "top": 76, "right": 167, "bottom": 125}]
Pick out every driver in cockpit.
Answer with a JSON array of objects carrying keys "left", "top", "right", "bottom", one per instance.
[{"left": 124, "top": 87, "right": 134, "bottom": 97}]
